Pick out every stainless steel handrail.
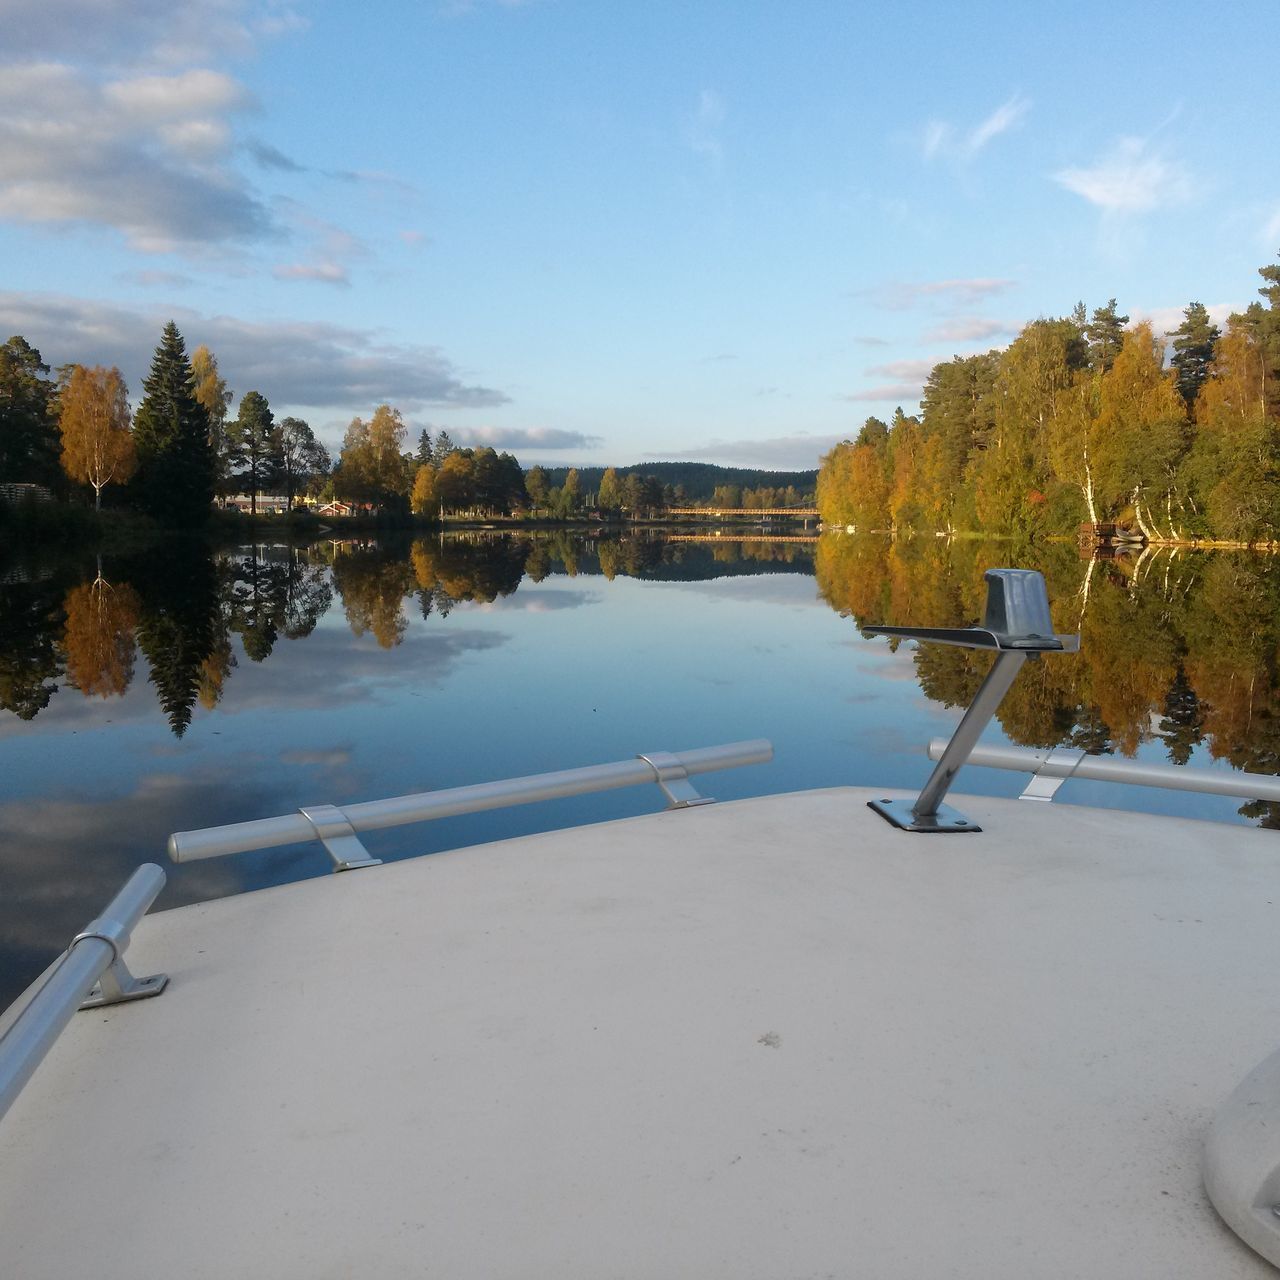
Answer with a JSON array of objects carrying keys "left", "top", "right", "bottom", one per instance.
[
  {"left": 927, "top": 739, "right": 1280, "bottom": 804},
  {"left": 169, "top": 740, "right": 774, "bottom": 866},
  {"left": 0, "top": 864, "right": 168, "bottom": 1124}
]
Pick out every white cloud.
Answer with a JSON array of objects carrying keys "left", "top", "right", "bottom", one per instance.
[
  {"left": 1053, "top": 137, "right": 1192, "bottom": 214},
  {"left": 865, "top": 358, "right": 935, "bottom": 382},
  {"left": 654, "top": 433, "right": 837, "bottom": 470},
  {"left": 841, "top": 384, "right": 924, "bottom": 405},
  {"left": 968, "top": 94, "right": 1030, "bottom": 152},
  {"left": 0, "top": 291, "right": 510, "bottom": 413},
  {"left": 453, "top": 426, "right": 603, "bottom": 450},
  {"left": 921, "top": 94, "right": 1029, "bottom": 162},
  {"left": 0, "top": 59, "right": 269, "bottom": 247},
  {"left": 922, "top": 316, "right": 1010, "bottom": 344},
  {"left": 272, "top": 262, "right": 351, "bottom": 285},
  {"left": 0, "top": 4, "right": 313, "bottom": 249},
  {"left": 866, "top": 278, "right": 1016, "bottom": 311}
]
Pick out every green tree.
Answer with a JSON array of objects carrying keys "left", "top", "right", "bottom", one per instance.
[
  {"left": 1170, "top": 302, "right": 1221, "bottom": 416},
  {"left": 597, "top": 466, "right": 623, "bottom": 513},
  {"left": 131, "top": 322, "right": 214, "bottom": 526},
  {"left": 0, "top": 336, "right": 60, "bottom": 487},
  {"left": 230, "top": 390, "right": 278, "bottom": 516},
  {"left": 277, "top": 417, "right": 329, "bottom": 510},
  {"left": 525, "top": 465, "right": 550, "bottom": 512},
  {"left": 561, "top": 467, "right": 581, "bottom": 516},
  {"left": 416, "top": 429, "right": 435, "bottom": 466},
  {"left": 1086, "top": 298, "right": 1129, "bottom": 373}
]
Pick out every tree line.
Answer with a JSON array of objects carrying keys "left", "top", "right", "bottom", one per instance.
[
  {"left": 1, "top": 321, "right": 818, "bottom": 528},
  {"left": 817, "top": 254, "right": 1280, "bottom": 544}
]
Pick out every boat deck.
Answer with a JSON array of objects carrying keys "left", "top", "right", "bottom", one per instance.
[{"left": 3, "top": 786, "right": 1278, "bottom": 1277}]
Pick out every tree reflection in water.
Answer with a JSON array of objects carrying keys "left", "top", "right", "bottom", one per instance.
[
  {"left": 3, "top": 531, "right": 1279, "bottom": 817},
  {"left": 816, "top": 535, "right": 1280, "bottom": 820}
]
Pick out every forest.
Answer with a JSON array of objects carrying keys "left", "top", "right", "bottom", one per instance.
[{"left": 817, "top": 256, "right": 1280, "bottom": 544}]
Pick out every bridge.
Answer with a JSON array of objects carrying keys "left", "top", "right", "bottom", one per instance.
[{"left": 664, "top": 507, "right": 818, "bottom": 520}]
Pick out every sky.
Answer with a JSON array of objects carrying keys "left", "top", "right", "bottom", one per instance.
[{"left": 1, "top": 0, "right": 1278, "bottom": 472}]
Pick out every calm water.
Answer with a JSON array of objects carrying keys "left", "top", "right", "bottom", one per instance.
[{"left": 3, "top": 530, "right": 1278, "bottom": 1007}]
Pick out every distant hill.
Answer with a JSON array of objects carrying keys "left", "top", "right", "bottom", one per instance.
[{"left": 537, "top": 461, "right": 817, "bottom": 499}]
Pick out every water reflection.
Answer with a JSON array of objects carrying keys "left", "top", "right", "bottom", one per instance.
[
  {"left": 815, "top": 536, "right": 1280, "bottom": 822},
  {"left": 0, "top": 533, "right": 819, "bottom": 733}
]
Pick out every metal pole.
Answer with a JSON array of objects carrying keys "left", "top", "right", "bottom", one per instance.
[
  {"left": 0, "top": 865, "right": 166, "bottom": 1124},
  {"left": 913, "top": 651, "right": 1028, "bottom": 819},
  {"left": 928, "top": 739, "right": 1280, "bottom": 804},
  {"left": 169, "top": 740, "right": 773, "bottom": 863}
]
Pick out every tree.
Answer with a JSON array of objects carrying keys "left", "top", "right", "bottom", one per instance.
[
  {"left": 1091, "top": 323, "right": 1187, "bottom": 538},
  {"left": 191, "top": 345, "right": 235, "bottom": 495},
  {"left": 230, "top": 390, "right": 278, "bottom": 516},
  {"left": 416, "top": 429, "right": 435, "bottom": 466},
  {"left": 1086, "top": 299, "right": 1129, "bottom": 373},
  {"left": 434, "top": 429, "right": 457, "bottom": 459},
  {"left": 0, "top": 335, "right": 60, "bottom": 486},
  {"left": 132, "top": 322, "right": 214, "bottom": 526},
  {"left": 525, "top": 465, "right": 550, "bottom": 512},
  {"left": 277, "top": 417, "right": 329, "bottom": 510},
  {"left": 597, "top": 466, "right": 622, "bottom": 513},
  {"left": 1170, "top": 302, "right": 1221, "bottom": 416},
  {"left": 561, "top": 467, "right": 581, "bottom": 516},
  {"left": 63, "top": 573, "right": 139, "bottom": 698},
  {"left": 57, "top": 365, "right": 135, "bottom": 509},
  {"left": 411, "top": 462, "right": 440, "bottom": 517},
  {"left": 368, "top": 404, "right": 410, "bottom": 506}
]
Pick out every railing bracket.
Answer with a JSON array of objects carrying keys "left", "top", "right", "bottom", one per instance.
[
  {"left": 299, "top": 805, "right": 381, "bottom": 872},
  {"left": 636, "top": 752, "right": 715, "bottom": 809}
]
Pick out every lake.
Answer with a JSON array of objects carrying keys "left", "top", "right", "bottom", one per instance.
[{"left": 3, "top": 529, "right": 1278, "bottom": 1008}]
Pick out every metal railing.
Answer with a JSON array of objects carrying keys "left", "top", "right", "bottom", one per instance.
[
  {"left": 168, "top": 740, "right": 774, "bottom": 869},
  {"left": 0, "top": 865, "right": 168, "bottom": 1124},
  {"left": 928, "top": 739, "right": 1280, "bottom": 805}
]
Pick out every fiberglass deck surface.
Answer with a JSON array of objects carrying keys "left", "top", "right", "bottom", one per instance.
[{"left": 2, "top": 787, "right": 1279, "bottom": 1278}]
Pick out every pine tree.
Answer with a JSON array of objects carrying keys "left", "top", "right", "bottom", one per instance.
[
  {"left": 416, "top": 429, "right": 434, "bottom": 466},
  {"left": 229, "top": 390, "right": 278, "bottom": 515},
  {"left": 1170, "top": 302, "right": 1220, "bottom": 415},
  {"left": 0, "top": 336, "right": 60, "bottom": 487},
  {"left": 132, "top": 322, "right": 214, "bottom": 526},
  {"left": 1086, "top": 299, "right": 1129, "bottom": 373}
]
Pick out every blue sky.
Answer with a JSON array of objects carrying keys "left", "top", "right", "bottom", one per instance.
[{"left": 1, "top": 0, "right": 1277, "bottom": 470}]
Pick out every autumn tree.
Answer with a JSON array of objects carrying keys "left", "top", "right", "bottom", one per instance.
[
  {"left": 131, "top": 322, "right": 214, "bottom": 526},
  {"left": 525, "top": 465, "right": 550, "bottom": 512},
  {"left": 0, "top": 335, "right": 60, "bottom": 487},
  {"left": 57, "top": 364, "right": 135, "bottom": 509},
  {"left": 411, "top": 462, "right": 440, "bottom": 518},
  {"left": 63, "top": 573, "right": 139, "bottom": 697},
  {"left": 1091, "top": 323, "right": 1187, "bottom": 538},
  {"left": 191, "top": 345, "right": 235, "bottom": 495}
]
